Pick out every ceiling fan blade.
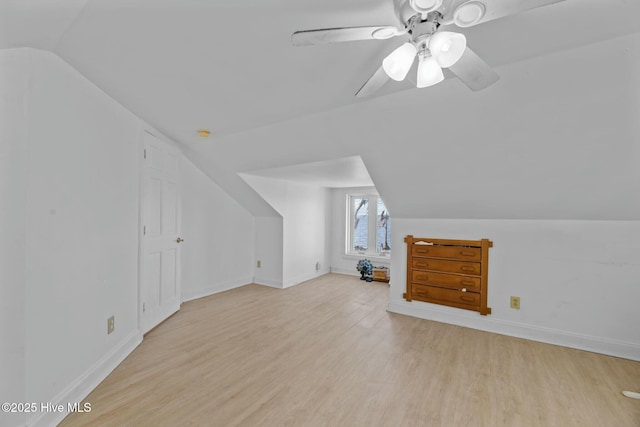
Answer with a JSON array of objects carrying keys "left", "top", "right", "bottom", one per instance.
[
  {"left": 444, "top": 0, "right": 566, "bottom": 27},
  {"left": 292, "top": 26, "right": 399, "bottom": 46},
  {"left": 355, "top": 66, "right": 390, "bottom": 98},
  {"left": 448, "top": 47, "right": 499, "bottom": 91}
]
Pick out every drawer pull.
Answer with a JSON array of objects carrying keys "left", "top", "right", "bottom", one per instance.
[
  {"left": 460, "top": 280, "right": 476, "bottom": 286},
  {"left": 416, "top": 262, "right": 429, "bottom": 267},
  {"left": 460, "top": 266, "right": 476, "bottom": 272},
  {"left": 460, "top": 251, "right": 476, "bottom": 257},
  {"left": 461, "top": 288, "right": 467, "bottom": 292},
  {"left": 460, "top": 296, "right": 476, "bottom": 303}
]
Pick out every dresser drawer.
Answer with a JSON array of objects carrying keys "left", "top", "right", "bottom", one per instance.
[
  {"left": 411, "top": 284, "right": 480, "bottom": 307},
  {"left": 411, "top": 258, "right": 481, "bottom": 275},
  {"left": 405, "top": 236, "right": 492, "bottom": 315},
  {"left": 412, "top": 245, "right": 481, "bottom": 261},
  {"left": 412, "top": 271, "right": 481, "bottom": 292}
]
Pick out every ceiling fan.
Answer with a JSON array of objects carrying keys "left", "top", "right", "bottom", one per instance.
[{"left": 292, "top": 0, "right": 564, "bottom": 97}]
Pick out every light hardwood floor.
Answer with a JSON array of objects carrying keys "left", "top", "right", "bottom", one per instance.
[{"left": 61, "top": 274, "right": 640, "bottom": 427}]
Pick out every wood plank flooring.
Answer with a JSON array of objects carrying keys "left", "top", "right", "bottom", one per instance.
[{"left": 61, "top": 273, "right": 640, "bottom": 426}]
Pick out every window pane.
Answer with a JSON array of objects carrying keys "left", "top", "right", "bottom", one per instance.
[
  {"left": 353, "top": 198, "right": 368, "bottom": 252},
  {"left": 377, "top": 198, "right": 391, "bottom": 252}
]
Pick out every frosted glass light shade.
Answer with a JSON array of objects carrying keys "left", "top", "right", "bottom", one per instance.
[
  {"left": 416, "top": 55, "right": 444, "bottom": 88},
  {"left": 429, "top": 31, "right": 467, "bottom": 68},
  {"left": 382, "top": 42, "right": 417, "bottom": 81}
]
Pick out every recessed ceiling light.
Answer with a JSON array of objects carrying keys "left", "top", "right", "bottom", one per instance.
[
  {"left": 197, "top": 129, "right": 211, "bottom": 137},
  {"left": 372, "top": 27, "right": 398, "bottom": 40},
  {"left": 454, "top": 1, "right": 486, "bottom": 28}
]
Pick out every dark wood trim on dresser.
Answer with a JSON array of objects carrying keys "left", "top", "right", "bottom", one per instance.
[{"left": 404, "top": 235, "right": 493, "bottom": 315}]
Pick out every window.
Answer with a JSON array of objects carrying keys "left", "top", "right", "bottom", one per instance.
[{"left": 347, "top": 194, "right": 391, "bottom": 256}]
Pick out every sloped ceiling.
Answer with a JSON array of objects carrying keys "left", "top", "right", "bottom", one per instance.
[
  {"left": 2, "top": 0, "right": 640, "bottom": 219},
  {"left": 243, "top": 156, "right": 374, "bottom": 188}
]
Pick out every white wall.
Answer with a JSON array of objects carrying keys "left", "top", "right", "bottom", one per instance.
[
  {"left": 283, "top": 183, "right": 330, "bottom": 287},
  {"left": 328, "top": 187, "right": 390, "bottom": 276},
  {"left": 241, "top": 175, "right": 330, "bottom": 287},
  {"left": 388, "top": 219, "right": 640, "bottom": 360},
  {"left": 254, "top": 216, "right": 284, "bottom": 287},
  {"left": 0, "top": 48, "right": 264, "bottom": 427},
  {"left": 23, "top": 49, "right": 142, "bottom": 425},
  {"left": 0, "top": 48, "right": 29, "bottom": 427},
  {"left": 181, "top": 157, "right": 255, "bottom": 301}
]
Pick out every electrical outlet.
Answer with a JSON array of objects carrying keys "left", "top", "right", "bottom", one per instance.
[
  {"left": 257, "top": 260, "right": 261, "bottom": 268},
  {"left": 510, "top": 296, "right": 521, "bottom": 310},
  {"left": 316, "top": 261, "right": 320, "bottom": 271},
  {"left": 107, "top": 316, "right": 115, "bottom": 334}
]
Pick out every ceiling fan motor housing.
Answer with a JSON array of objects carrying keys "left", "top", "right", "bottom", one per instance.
[
  {"left": 408, "top": 11, "right": 441, "bottom": 53},
  {"left": 410, "top": 15, "right": 440, "bottom": 38}
]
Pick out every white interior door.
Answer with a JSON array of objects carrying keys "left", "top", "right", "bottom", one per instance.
[{"left": 140, "top": 131, "right": 182, "bottom": 333}]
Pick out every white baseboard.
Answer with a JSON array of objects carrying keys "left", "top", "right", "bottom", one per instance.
[
  {"left": 387, "top": 299, "right": 640, "bottom": 362},
  {"left": 283, "top": 270, "right": 329, "bottom": 288},
  {"left": 329, "top": 267, "right": 360, "bottom": 277},
  {"left": 253, "top": 277, "right": 284, "bottom": 288},
  {"left": 29, "top": 329, "right": 142, "bottom": 427},
  {"left": 181, "top": 277, "right": 253, "bottom": 302}
]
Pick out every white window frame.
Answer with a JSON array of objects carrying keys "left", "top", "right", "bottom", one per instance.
[{"left": 346, "top": 193, "right": 391, "bottom": 257}]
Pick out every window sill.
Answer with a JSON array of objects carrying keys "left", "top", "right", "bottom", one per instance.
[{"left": 344, "top": 253, "right": 391, "bottom": 263}]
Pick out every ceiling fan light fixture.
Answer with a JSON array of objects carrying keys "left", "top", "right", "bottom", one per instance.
[
  {"left": 409, "top": 0, "right": 443, "bottom": 13},
  {"left": 416, "top": 54, "right": 444, "bottom": 88},
  {"left": 372, "top": 27, "right": 398, "bottom": 40},
  {"left": 454, "top": 1, "right": 486, "bottom": 28},
  {"left": 429, "top": 31, "right": 466, "bottom": 68},
  {"left": 382, "top": 42, "right": 417, "bottom": 81}
]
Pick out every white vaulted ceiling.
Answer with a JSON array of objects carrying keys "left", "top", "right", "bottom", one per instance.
[
  {"left": 242, "top": 156, "right": 374, "bottom": 189},
  {"left": 2, "top": 0, "right": 640, "bottom": 219}
]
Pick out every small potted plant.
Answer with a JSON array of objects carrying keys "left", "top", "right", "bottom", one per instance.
[{"left": 356, "top": 259, "right": 373, "bottom": 282}]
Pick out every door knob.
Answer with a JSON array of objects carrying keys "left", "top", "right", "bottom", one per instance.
[{"left": 176, "top": 237, "right": 184, "bottom": 243}]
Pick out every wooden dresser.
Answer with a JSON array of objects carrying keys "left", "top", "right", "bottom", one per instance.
[{"left": 404, "top": 235, "right": 492, "bottom": 315}]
